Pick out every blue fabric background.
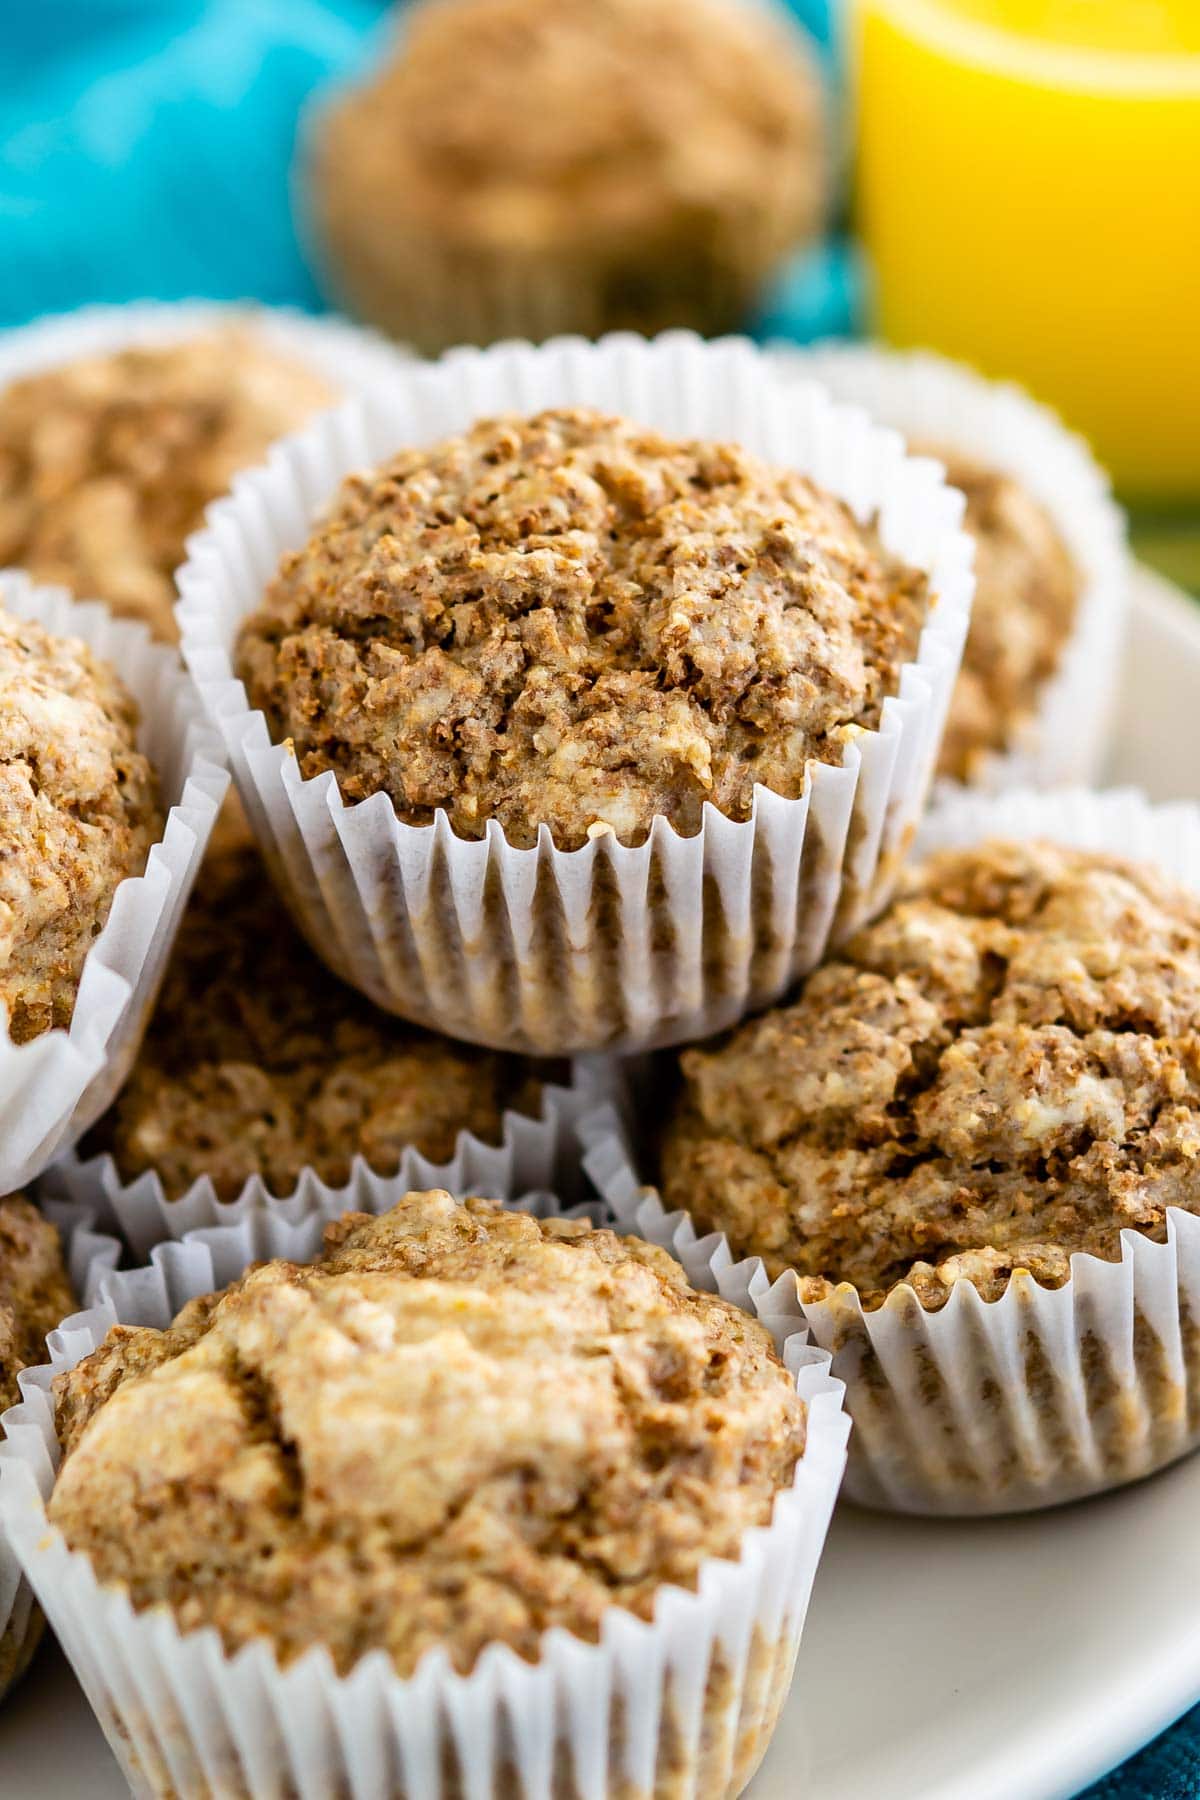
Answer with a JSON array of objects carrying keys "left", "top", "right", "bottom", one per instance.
[
  {"left": 0, "top": 0, "right": 859, "bottom": 338},
  {"left": 0, "top": 5, "right": 1191, "bottom": 1792}
]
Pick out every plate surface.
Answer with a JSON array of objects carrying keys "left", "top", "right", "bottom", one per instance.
[{"left": 0, "top": 566, "right": 1196, "bottom": 1800}]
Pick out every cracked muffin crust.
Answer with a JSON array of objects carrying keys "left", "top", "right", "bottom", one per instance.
[
  {"left": 0, "top": 609, "right": 161, "bottom": 1044},
  {"left": 235, "top": 406, "right": 930, "bottom": 850},
  {"left": 86, "top": 836, "right": 549, "bottom": 1200},
  {"left": 0, "top": 1195, "right": 74, "bottom": 1414},
  {"left": 0, "top": 331, "right": 333, "bottom": 641},
  {"left": 49, "top": 1190, "right": 804, "bottom": 1676},
  {"left": 663, "top": 839, "right": 1200, "bottom": 1310},
  {"left": 931, "top": 453, "right": 1081, "bottom": 782},
  {"left": 309, "top": 0, "right": 825, "bottom": 350}
]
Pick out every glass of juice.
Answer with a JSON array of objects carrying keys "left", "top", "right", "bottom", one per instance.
[{"left": 850, "top": 0, "right": 1200, "bottom": 511}]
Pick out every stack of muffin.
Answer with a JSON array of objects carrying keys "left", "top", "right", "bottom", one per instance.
[{"left": 2, "top": 0, "right": 1194, "bottom": 1796}]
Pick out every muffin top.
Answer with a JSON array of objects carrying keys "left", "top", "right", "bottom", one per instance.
[
  {"left": 0, "top": 1196, "right": 74, "bottom": 1414},
  {"left": 0, "top": 330, "right": 334, "bottom": 641},
  {"left": 88, "top": 835, "right": 548, "bottom": 1201},
  {"left": 50, "top": 1190, "right": 803, "bottom": 1675},
  {"left": 235, "top": 407, "right": 930, "bottom": 850},
  {"left": 932, "top": 453, "right": 1080, "bottom": 782},
  {"left": 663, "top": 840, "right": 1200, "bottom": 1309},
  {"left": 314, "top": 0, "right": 824, "bottom": 252},
  {"left": 0, "top": 609, "right": 161, "bottom": 1044}
]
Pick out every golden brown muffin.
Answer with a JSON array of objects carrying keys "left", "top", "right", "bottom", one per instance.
[
  {"left": 86, "top": 837, "right": 550, "bottom": 1200},
  {"left": 0, "top": 1195, "right": 74, "bottom": 1414},
  {"left": 663, "top": 840, "right": 1200, "bottom": 1309},
  {"left": 0, "top": 331, "right": 333, "bottom": 641},
  {"left": 308, "top": 0, "right": 826, "bottom": 351},
  {"left": 931, "top": 453, "right": 1081, "bottom": 782},
  {"left": 235, "top": 407, "right": 929, "bottom": 850},
  {"left": 49, "top": 1191, "right": 804, "bottom": 1676},
  {"left": 0, "top": 1194, "right": 75, "bottom": 1696},
  {"left": 0, "top": 609, "right": 162, "bottom": 1044}
]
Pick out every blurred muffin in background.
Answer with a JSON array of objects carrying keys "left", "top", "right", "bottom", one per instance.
[
  {"left": 785, "top": 342, "right": 1125, "bottom": 792},
  {"left": 306, "top": 0, "right": 826, "bottom": 353},
  {"left": 0, "top": 332, "right": 333, "bottom": 641},
  {"left": 930, "top": 451, "right": 1081, "bottom": 783}
]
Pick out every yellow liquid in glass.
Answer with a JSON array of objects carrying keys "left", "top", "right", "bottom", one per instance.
[{"left": 853, "top": 0, "right": 1200, "bottom": 500}]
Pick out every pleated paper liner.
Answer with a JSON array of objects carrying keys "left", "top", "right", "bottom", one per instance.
[
  {"left": 0, "top": 573, "right": 227, "bottom": 1191},
  {"left": 40, "top": 1056, "right": 618, "bottom": 1261},
  {"left": 0, "top": 1207, "right": 849, "bottom": 1800},
  {"left": 772, "top": 342, "right": 1129, "bottom": 793},
  {"left": 177, "top": 330, "right": 975, "bottom": 1055},
  {"left": 0, "top": 1199, "right": 120, "bottom": 1705},
  {"left": 582, "top": 786, "right": 1200, "bottom": 1515},
  {"left": 305, "top": 201, "right": 797, "bottom": 358}
]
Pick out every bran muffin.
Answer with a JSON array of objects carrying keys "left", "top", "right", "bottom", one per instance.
[
  {"left": 931, "top": 453, "right": 1081, "bottom": 782},
  {"left": 0, "top": 1194, "right": 75, "bottom": 1695},
  {"left": 307, "top": 0, "right": 826, "bottom": 353},
  {"left": 86, "top": 835, "right": 550, "bottom": 1202},
  {"left": 0, "top": 608, "right": 161, "bottom": 1044},
  {"left": 48, "top": 1190, "right": 805, "bottom": 1678},
  {"left": 234, "top": 406, "right": 930, "bottom": 851},
  {"left": 0, "top": 1195, "right": 74, "bottom": 1415},
  {"left": 663, "top": 839, "right": 1200, "bottom": 1310},
  {"left": 0, "top": 331, "right": 334, "bottom": 641}
]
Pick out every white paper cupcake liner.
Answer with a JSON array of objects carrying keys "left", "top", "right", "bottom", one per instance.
[
  {"left": 306, "top": 220, "right": 783, "bottom": 361},
  {"left": 0, "top": 298, "right": 412, "bottom": 407},
  {"left": 0, "top": 1198, "right": 121, "bottom": 1705},
  {"left": 39, "top": 1054, "right": 619, "bottom": 1261},
  {"left": 582, "top": 786, "right": 1200, "bottom": 1515},
  {"left": 177, "top": 330, "right": 974, "bottom": 1056},
  {"left": 769, "top": 342, "right": 1130, "bottom": 791},
  {"left": 0, "top": 573, "right": 227, "bottom": 1192},
  {"left": 0, "top": 1208, "right": 849, "bottom": 1799}
]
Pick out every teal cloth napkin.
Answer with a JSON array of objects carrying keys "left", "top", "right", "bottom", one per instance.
[
  {"left": 0, "top": 0, "right": 854, "bottom": 334},
  {"left": 0, "top": 5, "right": 1191, "bottom": 1791}
]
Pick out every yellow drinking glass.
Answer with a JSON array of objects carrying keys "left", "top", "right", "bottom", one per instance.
[{"left": 851, "top": 0, "right": 1200, "bottom": 503}]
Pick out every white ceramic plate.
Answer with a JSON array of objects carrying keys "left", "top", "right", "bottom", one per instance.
[{"left": 1, "top": 565, "right": 1196, "bottom": 1800}]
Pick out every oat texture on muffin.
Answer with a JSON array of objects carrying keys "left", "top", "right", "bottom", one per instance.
[
  {"left": 663, "top": 839, "right": 1200, "bottom": 1309},
  {"left": 930, "top": 453, "right": 1080, "bottom": 782},
  {"left": 235, "top": 407, "right": 930, "bottom": 850},
  {"left": 49, "top": 1190, "right": 804, "bottom": 1675},
  {"left": 0, "top": 610, "right": 162, "bottom": 1044},
  {"left": 0, "top": 331, "right": 333, "bottom": 641},
  {"left": 309, "top": 0, "right": 825, "bottom": 347},
  {"left": 86, "top": 835, "right": 549, "bottom": 1200},
  {"left": 0, "top": 1195, "right": 74, "bottom": 1414}
]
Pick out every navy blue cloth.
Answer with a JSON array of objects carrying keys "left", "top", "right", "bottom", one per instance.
[{"left": 0, "top": 6, "right": 1187, "bottom": 1791}]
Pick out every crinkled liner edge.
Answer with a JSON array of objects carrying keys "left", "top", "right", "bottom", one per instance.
[
  {"left": 0, "top": 1198, "right": 121, "bottom": 1704},
  {"left": 0, "top": 298, "right": 413, "bottom": 401},
  {"left": 0, "top": 1207, "right": 848, "bottom": 1797},
  {"left": 39, "top": 1054, "right": 622, "bottom": 1261},
  {"left": 772, "top": 339, "right": 1130, "bottom": 792},
  {"left": 0, "top": 573, "right": 228, "bottom": 1190},
  {"left": 175, "top": 329, "right": 975, "bottom": 1055},
  {"left": 581, "top": 784, "right": 1200, "bottom": 1515}
]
